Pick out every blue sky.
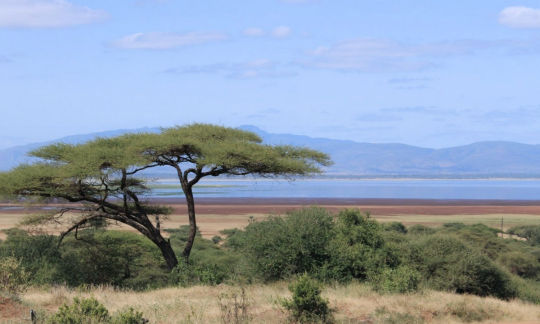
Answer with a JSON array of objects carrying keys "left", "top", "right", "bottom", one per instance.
[{"left": 1, "top": 0, "right": 540, "bottom": 149}]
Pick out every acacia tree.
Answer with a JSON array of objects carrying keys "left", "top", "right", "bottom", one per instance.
[{"left": 0, "top": 124, "right": 331, "bottom": 270}]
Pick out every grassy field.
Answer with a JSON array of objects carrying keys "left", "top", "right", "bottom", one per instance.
[{"left": 2, "top": 283, "right": 540, "bottom": 323}]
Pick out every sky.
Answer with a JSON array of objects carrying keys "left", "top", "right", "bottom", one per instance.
[{"left": 1, "top": 0, "right": 540, "bottom": 149}]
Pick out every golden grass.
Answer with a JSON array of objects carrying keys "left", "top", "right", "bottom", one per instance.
[{"left": 4, "top": 283, "right": 539, "bottom": 324}]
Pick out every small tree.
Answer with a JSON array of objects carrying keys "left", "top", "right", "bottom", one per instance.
[
  {"left": 281, "top": 274, "right": 334, "bottom": 323},
  {"left": 0, "top": 256, "right": 29, "bottom": 295},
  {"left": 0, "top": 124, "right": 331, "bottom": 270}
]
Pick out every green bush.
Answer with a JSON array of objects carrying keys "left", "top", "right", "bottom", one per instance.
[
  {"left": 407, "top": 225, "right": 435, "bottom": 235},
  {"left": 321, "top": 209, "right": 396, "bottom": 282},
  {"left": 0, "top": 229, "right": 63, "bottom": 285},
  {"left": 0, "top": 229, "right": 169, "bottom": 289},
  {"left": 0, "top": 256, "right": 29, "bottom": 295},
  {"left": 508, "top": 225, "right": 540, "bottom": 246},
  {"left": 498, "top": 251, "right": 540, "bottom": 279},
  {"left": 411, "top": 235, "right": 516, "bottom": 299},
  {"left": 58, "top": 230, "right": 169, "bottom": 289},
  {"left": 228, "top": 207, "right": 334, "bottom": 281},
  {"left": 170, "top": 260, "right": 229, "bottom": 286},
  {"left": 47, "top": 297, "right": 110, "bottom": 324},
  {"left": 383, "top": 222, "right": 408, "bottom": 234},
  {"left": 111, "top": 307, "right": 146, "bottom": 324},
  {"left": 374, "top": 266, "right": 420, "bottom": 294},
  {"left": 281, "top": 274, "right": 334, "bottom": 324},
  {"left": 47, "top": 297, "right": 146, "bottom": 324}
]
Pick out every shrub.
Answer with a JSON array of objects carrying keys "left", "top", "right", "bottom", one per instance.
[
  {"left": 0, "top": 229, "right": 62, "bottom": 285},
  {"left": 58, "top": 230, "right": 169, "bottom": 289},
  {"left": 47, "top": 297, "right": 147, "bottom": 324},
  {"left": 111, "top": 307, "right": 146, "bottom": 324},
  {"left": 374, "top": 266, "right": 420, "bottom": 294},
  {"left": 408, "top": 225, "right": 435, "bottom": 235},
  {"left": 412, "top": 235, "right": 516, "bottom": 299},
  {"left": 170, "top": 260, "right": 228, "bottom": 286},
  {"left": 508, "top": 225, "right": 540, "bottom": 246},
  {"left": 322, "top": 209, "right": 395, "bottom": 282},
  {"left": 383, "top": 222, "right": 408, "bottom": 234},
  {"left": 47, "top": 297, "right": 110, "bottom": 324},
  {"left": 281, "top": 274, "right": 334, "bottom": 324},
  {"left": 228, "top": 207, "right": 334, "bottom": 281},
  {"left": 498, "top": 251, "right": 540, "bottom": 279},
  {"left": 0, "top": 256, "right": 29, "bottom": 295}
]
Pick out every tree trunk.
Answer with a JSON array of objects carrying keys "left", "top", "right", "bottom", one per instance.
[
  {"left": 154, "top": 235, "right": 178, "bottom": 270},
  {"left": 182, "top": 186, "right": 197, "bottom": 262}
]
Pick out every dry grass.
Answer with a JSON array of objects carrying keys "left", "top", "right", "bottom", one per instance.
[{"left": 3, "top": 283, "right": 539, "bottom": 324}]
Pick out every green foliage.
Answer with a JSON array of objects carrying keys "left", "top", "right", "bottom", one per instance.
[
  {"left": 170, "top": 260, "right": 228, "bottom": 286},
  {"left": 0, "top": 256, "right": 29, "bottom": 295},
  {"left": 281, "top": 274, "right": 334, "bottom": 324},
  {"left": 409, "top": 235, "right": 516, "bottom": 299},
  {"left": 322, "top": 209, "right": 396, "bottom": 282},
  {"left": 0, "top": 229, "right": 169, "bottom": 289},
  {"left": 58, "top": 230, "right": 169, "bottom": 289},
  {"left": 111, "top": 307, "right": 146, "bottom": 324},
  {"left": 47, "top": 297, "right": 111, "bottom": 324},
  {"left": 228, "top": 207, "right": 334, "bottom": 281},
  {"left": 167, "top": 225, "right": 246, "bottom": 285},
  {"left": 512, "top": 277, "right": 540, "bottom": 304},
  {"left": 407, "top": 225, "right": 435, "bottom": 235},
  {"left": 498, "top": 251, "right": 540, "bottom": 278},
  {"left": 373, "top": 266, "right": 420, "bottom": 294},
  {"left": 47, "top": 297, "right": 146, "bottom": 324},
  {"left": 508, "top": 225, "right": 540, "bottom": 246},
  {"left": 0, "top": 229, "right": 62, "bottom": 285},
  {"left": 383, "top": 222, "right": 408, "bottom": 234}
]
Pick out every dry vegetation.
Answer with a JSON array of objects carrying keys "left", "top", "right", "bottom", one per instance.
[{"left": 1, "top": 283, "right": 538, "bottom": 324}]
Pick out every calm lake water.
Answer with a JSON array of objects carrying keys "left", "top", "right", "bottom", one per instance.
[{"left": 150, "top": 179, "right": 540, "bottom": 200}]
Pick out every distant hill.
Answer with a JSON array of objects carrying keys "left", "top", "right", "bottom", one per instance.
[{"left": 1, "top": 125, "right": 540, "bottom": 177}]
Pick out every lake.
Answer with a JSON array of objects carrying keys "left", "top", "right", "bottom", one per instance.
[{"left": 149, "top": 178, "right": 540, "bottom": 200}]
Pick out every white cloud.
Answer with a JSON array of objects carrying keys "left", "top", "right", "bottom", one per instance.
[
  {"left": 112, "top": 32, "right": 228, "bottom": 50},
  {"left": 243, "top": 26, "right": 292, "bottom": 38},
  {"left": 499, "top": 6, "right": 540, "bottom": 29},
  {"left": 0, "top": 0, "right": 106, "bottom": 28},
  {"left": 165, "top": 59, "right": 295, "bottom": 79},
  {"left": 307, "top": 38, "right": 540, "bottom": 72},
  {"left": 243, "top": 27, "right": 265, "bottom": 37},
  {"left": 272, "top": 26, "right": 291, "bottom": 38}
]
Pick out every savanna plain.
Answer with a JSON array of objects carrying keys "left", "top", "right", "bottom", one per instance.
[{"left": 2, "top": 198, "right": 540, "bottom": 323}]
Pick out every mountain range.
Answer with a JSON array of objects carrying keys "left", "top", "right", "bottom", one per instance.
[{"left": 1, "top": 125, "right": 540, "bottom": 177}]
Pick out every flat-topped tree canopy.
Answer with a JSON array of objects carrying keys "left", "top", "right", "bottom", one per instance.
[{"left": 0, "top": 124, "right": 332, "bottom": 270}]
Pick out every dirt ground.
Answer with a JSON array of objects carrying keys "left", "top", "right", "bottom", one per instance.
[{"left": 1, "top": 198, "right": 540, "bottom": 239}]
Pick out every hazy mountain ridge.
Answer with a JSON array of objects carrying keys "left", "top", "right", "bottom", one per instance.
[{"left": 1, "top": 126, "right": 540, "bottom": 177}]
